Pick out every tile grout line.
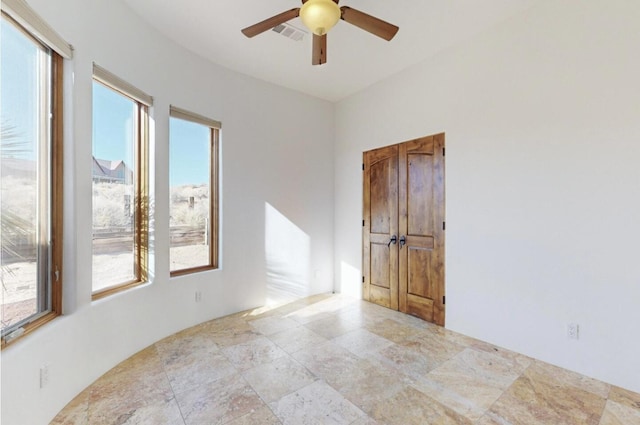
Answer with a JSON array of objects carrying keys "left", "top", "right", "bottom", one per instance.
[
  {"left": 153, "top": 343, "right": 189, "bottom": 425},
  {"left": 246, "top": 313, "right": 319, "bottom": 423}
]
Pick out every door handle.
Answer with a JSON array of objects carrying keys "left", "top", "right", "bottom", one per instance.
[
  {"left": 399, "top": 235, "right": 406, "bottom": 248},
  {"left": 388, "top": 235, "right": 397, "bottom": 247}
]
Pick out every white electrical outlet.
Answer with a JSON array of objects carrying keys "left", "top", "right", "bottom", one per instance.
[
  {"left": 567, "top": 323, "right": 579, "bottom": 340},
  {"left": 195, "top": 291, "right": 202, "bottom": 302},
  {"left": 40, "top": 364, "right": 50, "bottom": 389}
]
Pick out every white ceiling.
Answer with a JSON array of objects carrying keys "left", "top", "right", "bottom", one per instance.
[{"left": 121, "top": 0, "right": 537, "bottom": 102}]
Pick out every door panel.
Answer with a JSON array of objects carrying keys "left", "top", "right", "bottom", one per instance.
[
  {"left": 370, "top": 285, "right": 392, "bottom": 308},
  {"left": 407, "top": 154, "right": 434, "bottom": 236},
  {"left": 363, "top": 145, "right": 398, "bottom": 310},
  {"left": 406, "top": 236, "right": 435, "bottom": 301},
  {"left": 370, "top": 161, "right": 391, "bottom": 235},
  {"left": 405, "top": 293, "right": 434, "bottom": 320},
  {"left": 407, "top": 246, "right": 433, "bottom": 298},
  {"left": 370, "top": 242, "right": 390, "bottom": 289}
]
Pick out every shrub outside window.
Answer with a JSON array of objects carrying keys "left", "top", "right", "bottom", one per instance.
[
  {"left": 1, "top": 10, "right": 66, "bottom": 346},
  {"left": 169, "top": 106, "right": 220, "bottom": 275},
  {"left": 91, "top": 65, "right": 151, "bottom": 298}
]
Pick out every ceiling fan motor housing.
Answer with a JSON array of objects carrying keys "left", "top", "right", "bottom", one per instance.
[{"left": 299, "top": 0, "right": 341, "bottom": 36}]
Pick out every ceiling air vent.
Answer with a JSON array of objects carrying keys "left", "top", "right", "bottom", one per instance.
[{"left": 272, "top": 23, "right": 306, "bottom": 41}]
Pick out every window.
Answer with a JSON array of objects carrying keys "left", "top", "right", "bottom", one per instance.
[
  {"left": 92, "top": 65, "right": 151, "bottom": 298},
  {"left": 169, "top": 106, "right": 220, "bottom": 275},
  {"left": 1, "top": 7, "right": 68, "bottom": 346}
]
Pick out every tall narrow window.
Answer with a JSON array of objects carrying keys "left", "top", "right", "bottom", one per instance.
[
  {"left": 1, "top": 8, "right": 67, "bottom": 345},
  {"left": 92, "top": 65, "right": 151, "bottom": 298},
  {"left": 169, "top": 106, "right": 220, "bottom": 275}
]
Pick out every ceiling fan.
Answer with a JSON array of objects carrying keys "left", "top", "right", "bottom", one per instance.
[{"left": 241, "top": 0, "right": 399, "bottom": 65}]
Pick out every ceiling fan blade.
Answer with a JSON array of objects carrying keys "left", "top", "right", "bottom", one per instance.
[
  {"left": 241, "top": 8, "right": 300, "bottom": 38},
  {"left": 312, "top": 33, "right": 327, "bottom": 65},
  {"left": 340, "top": 6, "right": 399, "bottom": 41}
]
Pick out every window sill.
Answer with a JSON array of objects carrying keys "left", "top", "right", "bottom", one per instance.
[{"left": 1, "top": 311, "right": 60, "bottom": 350}]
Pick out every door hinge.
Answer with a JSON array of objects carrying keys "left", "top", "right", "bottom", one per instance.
[
  {"left": 443, "top": 296, "right": 446, "bottom": 305},
  {"left": 362, "top": 220, "right": 365, "bottom": 227},
  {"left": 362, "top": 276, "right": 365, "bottom": 283},
  {"left": 362, "top": 163, "right": 365, "bottom": 170},
  {"left": 443, "top": 221, "right": 446, "bottom": 231},
  {"left": 443, "top": 147, "right": 445, "bottom": 156}
]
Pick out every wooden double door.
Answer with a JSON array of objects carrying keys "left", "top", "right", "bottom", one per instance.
[{"left": 363, "top": 133, "right": 445, "bottom": 325}]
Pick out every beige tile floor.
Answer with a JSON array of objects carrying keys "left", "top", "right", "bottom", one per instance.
[{"left": 52, "top": 294, "right": 640, "bottom": 425}]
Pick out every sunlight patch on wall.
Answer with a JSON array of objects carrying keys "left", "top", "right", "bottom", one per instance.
[
  {"left": 265, "top": 203, "right": 310, "bottom": 305},
  {"left": 340, "top": 261, "right": 361, "bottom": 298}
]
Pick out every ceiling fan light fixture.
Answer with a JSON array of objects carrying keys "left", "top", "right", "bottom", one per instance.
[{"left": 299, "top": 0, "right": 341, "bottom": 36}]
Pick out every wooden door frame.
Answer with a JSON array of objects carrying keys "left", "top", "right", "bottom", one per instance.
[{"left": 362, "top": 133, "right": 446, "bottom": 326}]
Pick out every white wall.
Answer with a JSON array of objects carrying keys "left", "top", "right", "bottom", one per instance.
[
  {"left": 335, "top": 0, "right": 640, "bottom": 393},
  {"left": 0, "top": 0, "right": 334, "bottom": 424}
]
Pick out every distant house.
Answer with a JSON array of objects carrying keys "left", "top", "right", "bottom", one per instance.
[{"left": 92, "top": 157, "right": 133, "bottom": 183}]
